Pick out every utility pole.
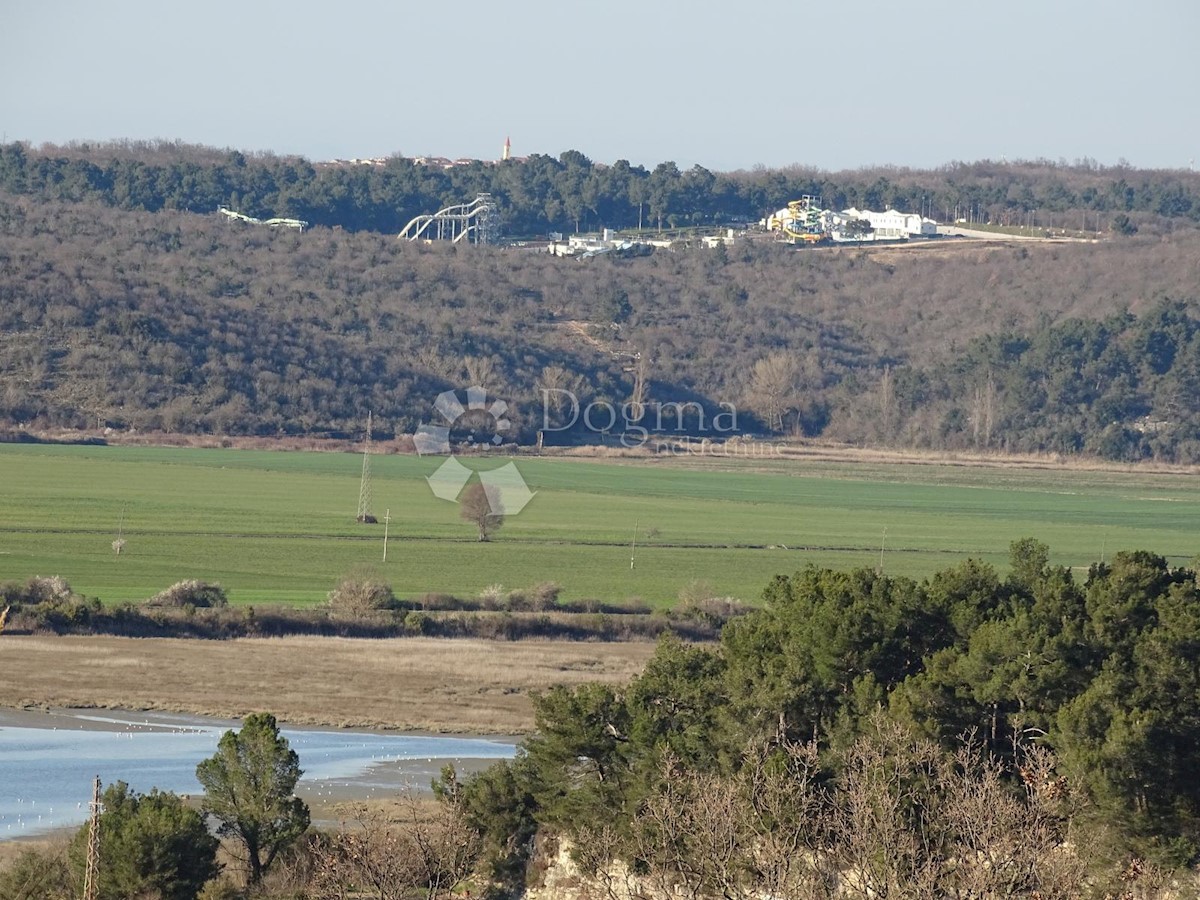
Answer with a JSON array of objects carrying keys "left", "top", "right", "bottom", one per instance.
[
  {"left": 382, "top": 508, "right": 391, "bottom": 562},
  {"left": 356, "top": 411, "right": 374, "bottom": 523},
  {"left": 112, "top": 503, "right": 126, "bottom": 556},
  {"left": 629, "top": 520, "right": 638, "bottom": 571},
  {"left": 83, "top": 775, "right": 101, "bottom": 900},
  {"left": 878, "top": 526, "right": 887, "bottom": 575}
]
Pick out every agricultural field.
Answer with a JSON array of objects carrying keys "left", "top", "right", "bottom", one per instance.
[{"left": 1, "top": 443, "right": 1198, "bottom": 606}]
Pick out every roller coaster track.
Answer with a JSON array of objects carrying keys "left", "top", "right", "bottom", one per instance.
[
  {"left": 398, "top": 193, "right": 497, "bottom": 244},
  {"left": 218, "top": 206, "right": 308, "bottom": 231}
]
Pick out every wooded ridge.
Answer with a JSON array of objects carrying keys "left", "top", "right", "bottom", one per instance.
[{"left": 2, "top": 142, "right": 1200, "bottom": 461}]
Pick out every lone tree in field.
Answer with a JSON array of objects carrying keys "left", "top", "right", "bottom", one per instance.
[
  {"left": 195, "top": 713, "right": 310, "bottom": 885},
  {"left": 460, "top": 481, "right": 504, "bottom": 542}
]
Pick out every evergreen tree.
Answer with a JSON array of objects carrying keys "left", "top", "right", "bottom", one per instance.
[
  {"left": 195, "top": 712, "right": 310, "bottom": 884},
  {"left": 67, "top": 782, "right": 218, "bottom": 900}
]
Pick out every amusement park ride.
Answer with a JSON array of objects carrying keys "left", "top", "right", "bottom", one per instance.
[
  {"left": 764, "top": 195, "right": 829, "bottom": 243},
  {"left": 398, "top": 193, "right": 498, "bottom": 244}
]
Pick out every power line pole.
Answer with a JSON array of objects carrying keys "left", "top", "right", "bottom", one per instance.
[
  {"left": 112, "top": 503, "right": 126, "bottom": 556},
  {"left": 356, "top": 411, "right": 374, "bottom": 523},
  {"left": 83, "top": 775, "right": 101, "bottom": 900},
  {"left": 629, "top": 520, "right": 638, "bottom": 571},
  {"left": 382, "top": 508, "right": 391, "bottom": 562}
]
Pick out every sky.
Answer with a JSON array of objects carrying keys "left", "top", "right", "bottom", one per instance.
[{"left": 2, "top": 0, "right": 1198, "bottom": 173}]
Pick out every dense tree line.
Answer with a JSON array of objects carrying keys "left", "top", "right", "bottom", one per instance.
[
  {"left": 445, "top": 542, "right": 1200, "bottom": 897},
  {"left": 2, "top": 141, "right": 1199, "bottom": 238},
  {"left": 3, "top": 189, "right": 1200, "bottom": 459},
  {"left": 830, "top": 299, "right": 1200, "bottom": 461}
]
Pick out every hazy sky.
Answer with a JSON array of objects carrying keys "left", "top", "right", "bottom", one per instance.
[{"left": 2, "top": 0, "right": 1197, "bottom": 172}]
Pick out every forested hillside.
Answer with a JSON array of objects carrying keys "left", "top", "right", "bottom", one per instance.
[
  {"left": 3, "top": 142, "right": 1200, "bottom": 461},
  {"left": 3, "top": 140, "right": 1199, "bottom": 237}
]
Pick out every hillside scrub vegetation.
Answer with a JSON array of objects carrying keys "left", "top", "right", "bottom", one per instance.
[{"left": 2, "top": 184, "right": 1200, "bottom": 460}]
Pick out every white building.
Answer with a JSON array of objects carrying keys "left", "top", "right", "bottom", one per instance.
[{"left": 842, "top": 207, "right": 937, "bottom": 238}]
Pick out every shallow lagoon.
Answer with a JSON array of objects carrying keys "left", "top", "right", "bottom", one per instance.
[{"left": 0, "top": 708, "right": 515, "bottom": 839}]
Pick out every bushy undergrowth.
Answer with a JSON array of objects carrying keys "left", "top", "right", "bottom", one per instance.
[
  {"left": 0, "top": 577, "right": 735, "bottom": 642},
  {"left": 145, "top": 579, "right": 229, "bottom": 608}
]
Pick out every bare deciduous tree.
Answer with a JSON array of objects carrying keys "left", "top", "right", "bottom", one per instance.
[
  {"left": 832, "top": 717, "right": 944, "bottom": 900},
  {"left": 746, "top": 351, "right": 799, "bottom": 433},
  {"left": 631, "top": 754, "right": 744, "bottom": 900},
  {"left": 878, "top": 365, "right": 896, "bottom": 440},
  {"left": 536, "top": 364, "right": 584, "bottom": 432},
  {"left": 627, "top": 353, "right": 650, "bottom": 424},
  {"left": 462, "top": 355, "right": 498, "bottom": 390},
  {"left": 460, "top": 481, "right": 504, "bottom": 542},
  {"left": 310, "top": 796, "right": 479, "bottom": 900},
  {"left": 970, "top": 369, "right": 998, "bottom": 448},
  {"left": 571, "top": 822, "right": 640, "bottom": 900},
  {"left": 403, "top": 792, "right": 481, "bottom": 900},
  {"left": 557, "top": 722, "right": 1152, "bottom": 900},
  {"left": 414, "top": 346, "right": 459, "bottom": 381},
  {"left": 940, "top": 738, "right": 1085, "bottom": 899},
  {"left": 738, "top": 739, "right": 835, "bottom": 900}
]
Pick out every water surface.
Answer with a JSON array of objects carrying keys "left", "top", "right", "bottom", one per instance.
[{"left": 0, "top": 708, "right": 515, "bottom": 839}]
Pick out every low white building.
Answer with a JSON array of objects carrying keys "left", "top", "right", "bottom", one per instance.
[
  {"left": 842, "top": 207, "right": 938, "bottom": 238},
  {"left": 701, "top": 229, "right": 737, "bottom": 248}
]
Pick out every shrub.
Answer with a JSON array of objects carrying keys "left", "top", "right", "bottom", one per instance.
[
  {"left": 0, "top": 575, "right": 76, "bottom": 608},
  {"left": 32, "top": 596, "right": 102, "bottom": 631},
  {"left": 404, "top": 610, "right": 432, "bottom": 635},
  {"left": 146, "top": 580, "right": 229, "bottom": 608},
  {"left": 478, "top": 583, "right": 506, "bottom": 606},
  {"left": 416, "top": 592, "right": 472, "bottom": 611},
  {"left": 327, "top": 576, "right": 396, "bottom": 615},
  {"left": 0, "top": 845, "right": 72, "bottom": 899},
  {"left": 504, "top": 589, "right": 530, "bottom": 611},
  {"left": 613, "top": 597, "right": 653, "bottom": 616},
  {"left": 528, "top": 581, "right": 563, "bottom": 609},
  {"left": 672, "top": 595, "right": 750, "bottom": 625},
  {"left": 678, "top": 579, "right": 717, "bottom": 606},
  {"left": 505, "top": 582, "right": 563, "bottom": 612}
]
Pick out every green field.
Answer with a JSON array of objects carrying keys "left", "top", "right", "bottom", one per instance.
[{"left": 1, "top": 443, "right": 1198, "bottom": 606}]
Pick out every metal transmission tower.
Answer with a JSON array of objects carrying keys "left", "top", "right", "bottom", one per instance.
[
  {"left": 356, "top": 412, "right": 375, "bottom": 523},
  {"left": 83, "top": 775, "right": 102, "bottom": 900},
  {"left": 398, "top": 193, "right": 498, "bottom": 244}
]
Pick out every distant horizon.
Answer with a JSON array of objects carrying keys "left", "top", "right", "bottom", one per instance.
[{"left": 6, "top": 134, "right": 1196, "bottom": 177}]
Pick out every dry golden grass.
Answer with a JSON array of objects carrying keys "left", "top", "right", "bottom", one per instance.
[{"left": 0, "top": 635, "right": 655, "bottom": 734}]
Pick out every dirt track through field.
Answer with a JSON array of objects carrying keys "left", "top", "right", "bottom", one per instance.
[{"left": 0, "top": 635, "right": 655, "bottom": 734}]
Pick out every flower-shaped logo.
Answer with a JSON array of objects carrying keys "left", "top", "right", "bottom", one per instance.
[{"left": 414, "top": 386, "right": 535, "bottom": 515}]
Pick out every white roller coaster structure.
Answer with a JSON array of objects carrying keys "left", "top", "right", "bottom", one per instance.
[
  {"left": 399, "top": 193, "right": 498, "bottom": 244},
  {"left": 218, "top": 206, "right": 308, "bottom": 231}
]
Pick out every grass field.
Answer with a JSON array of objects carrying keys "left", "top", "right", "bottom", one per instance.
[{"left": 1, "top": 443, "right": 1198, "bottom": 606}]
